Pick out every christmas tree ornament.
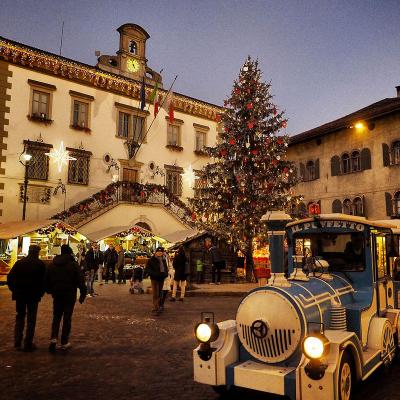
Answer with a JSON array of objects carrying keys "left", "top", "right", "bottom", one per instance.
[
  {"left": 229, "top": 138, "right": 236, "bottom": 145},
  {"left": 247, "top": 121, "right": 254, "bottom": 129},
  {"left": 246, "top": 103, "right": 253, "bottom": 110}
]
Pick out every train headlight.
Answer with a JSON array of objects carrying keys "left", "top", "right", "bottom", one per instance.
[
  {"left": 302, "top": 333, "right": 330, "bottom": 360},
  {"left": 195, "top": 323, "right": 212, "bottom": 343}
]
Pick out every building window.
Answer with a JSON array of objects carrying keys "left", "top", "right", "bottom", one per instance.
[
  {"left": 165, "top": 168, "right": 182, "bottom": 196},
  {"left": 194, "top": 176, "right": 207, "bottom": 198},
  {"left": 118, "top": 111, "right": 130, "bottom": 138},
  {"left": 195, "top": 130, "right": 206, "bottom": 151},
  {"left": 353, "top": 197, "right": 364, "bottom": 216},
  {"left": 351, "top": 151, "right": 361, "bottom": 172},
  {"left": 68, "top": 151, "right": 91, "bottom": 185},
  {"left": 167, "top": 124, "right": 181, "bottom": 146},
  {"left": 393, "top": 141, "right": 400, "bottom": 165},
  {"left": 129, "top": 40, "right": 137, "bottom": 54},
  {"left": 394, "top": 192, "right": 400, "bottom": 216},
  {"left": 306, "top": 161, "right": 315, "bottom": 181},
  {"left": 343, "top": 199, "right": 352, "bottom": 215},
  {"left": 341, "top": 153, "right": 351, "bottom": 174},
  {"left": 26, "top": 142, "right": 51, "bottom": 181},
  {"left": 132, "top": 116, "right": 145, "bottom": 143},
  {"left": 32, "top": 90, "right": 49, "bottom": 118},
  {"left": 72, "top": 100, "right": 89, "bottom": 128}
]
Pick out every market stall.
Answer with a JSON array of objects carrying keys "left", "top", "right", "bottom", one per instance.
[{"left": 0, "top": 220, "right": 89, "bottom": 283}]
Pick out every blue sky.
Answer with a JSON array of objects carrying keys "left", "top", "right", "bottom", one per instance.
[{"left": 1, "top": 0, "right": 399, "bottom": 134}]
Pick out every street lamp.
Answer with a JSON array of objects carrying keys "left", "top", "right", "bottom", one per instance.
[{"left": 19, "top": 141, "right": 33, "bottom": 220}]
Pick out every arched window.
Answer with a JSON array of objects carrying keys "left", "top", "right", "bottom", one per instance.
[
  {"left": 341, "top": 153, "right": 351, "bottom": 174},
  {"left": 306, "top": 160, "right": 315, "bottom": 181},
  {"left": 343, "top": 199, "right": 352, "bottom": 215},
  {"left": 393, "top": 141, "right": 400, "bottom": 165},
  {"left": 394, "top": 192, "right": 400, "bottom": 216},
  {"left": 353, "top": 197, "right": 363, "bottom": 216},
  {"left": 351, "top": 150, "right": 361, "bottom": 172},
  {"left": 129, "top": 40, "right": 137, "bottom": 54}
]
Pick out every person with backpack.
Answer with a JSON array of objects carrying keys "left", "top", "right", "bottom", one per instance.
[
  {"left": 46, "top": 244, "right": 87, "bottom": 352},
  {"left": 7, "top": 245, "right": 46, "bottom": 351}
]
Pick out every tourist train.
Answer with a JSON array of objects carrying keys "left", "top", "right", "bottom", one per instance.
[{"left": 193, "top": 213, "right": 400, "bottom": 400}]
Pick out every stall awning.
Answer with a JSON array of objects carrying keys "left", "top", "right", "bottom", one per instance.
[
  {"left": 88, "top": 224, "right": 154, "bottom": 242},
  {"left": 162, "top": 229, "right": 199, "bottom": 244},
  {"left": 0, "top": 220, "right": 79, "bottom": 239}
]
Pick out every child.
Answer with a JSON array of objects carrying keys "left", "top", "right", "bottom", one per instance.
[
  {"left": 196, "top": 258, "right": 204, "bottom": 284},
  {"left": 160, "top": 255, "right": 174, "bottom": 310}
]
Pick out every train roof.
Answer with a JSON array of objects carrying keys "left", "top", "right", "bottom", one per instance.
[{"left": 286, "top": 214, "right": 396, "bottom": 230}]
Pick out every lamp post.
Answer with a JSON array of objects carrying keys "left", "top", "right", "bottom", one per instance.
[{"left": 19, "top": 141, "right": 33, "bottom": 221}]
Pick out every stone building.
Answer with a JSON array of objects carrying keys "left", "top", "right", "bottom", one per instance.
[
  {"left": 287, "top": 88, "right": 400, "bottom": 221},
  {"left": 0, "top": 24, "right": 222, "bottom": 239}
]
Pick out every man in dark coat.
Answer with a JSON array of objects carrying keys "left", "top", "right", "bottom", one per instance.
[
  {"left": 170, "top": 246, "right": 188, "bottom": 301},
  {"left": 7, "top": 245, "right": 46, "bottom": 351},
  {"left": 209, "top": 244, "right": 224, "bottom": 285},
  {"left": 103, "top": 243, "right": 118, "bottom": 284},
  {"left": 144, "top": 247, "right": 168, "bottom": 314},
  {"left": 46, "top": 244, "right": 87, "bottom": 352},
  {"left": 84, "top": 242, "right": 103, "bottom": 296}
]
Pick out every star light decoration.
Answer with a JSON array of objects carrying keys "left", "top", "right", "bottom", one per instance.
[
  {"left": 183, "top": 164, "right": 196, "bottom": 188},
  {"left": 45, "top": 141, "right": 76, "bottom": 172}
]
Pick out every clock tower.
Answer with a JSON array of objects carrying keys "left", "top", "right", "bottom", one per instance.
[{"left": 97, "top": 23, "right": 162, "bottom": 87}]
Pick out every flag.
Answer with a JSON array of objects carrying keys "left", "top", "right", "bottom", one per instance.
[
  {"left": 149, "top": 82, "right": 159, "bottom": 117},
  {"left": 140, "top": 77, "right": 146, "bottom": 111},
  {"left": 162, "top": 90, "right": 174, "bottom": 123}
]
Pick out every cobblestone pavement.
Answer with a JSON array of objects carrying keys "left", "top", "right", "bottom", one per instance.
[{"left": 0, "top": 284, "right": 398, "bottom": 400}]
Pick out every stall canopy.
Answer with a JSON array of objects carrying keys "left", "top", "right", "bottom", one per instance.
[
  {"left": 162, "top": 229, "right": 199, "bottom": 244},
  {"left": 88, "top": 224, "right": 153, "bottom": 242},
  {"left": 0, "top": 220, "right": 81, "bottom": 240}
]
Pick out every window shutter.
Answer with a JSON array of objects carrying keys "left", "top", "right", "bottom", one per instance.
[
  {"left": 332, "top": 199, "right": 342, "bottom": 213},
  {"left": 360, "top": 148, "right": 371, "bottom": 170},
  {"left": 315, "top": 159, "right": 320, "bottom": 179},
  {"left": 362, "top": 195, "right": 366, "bottom": 217},
  {"left": 331, "top": 156, "right": 340, "bottom": 176},
  {"left": 385, "top": 192, "right": 393, "bottom": 216},
  {"left": 299, "top": 163, "right": 305, "bottom": 180},
  {"left": 382, "top": 143, "right": 390, "bottom": 167}
]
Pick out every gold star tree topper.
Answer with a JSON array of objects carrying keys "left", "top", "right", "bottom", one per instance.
[{"left": 46, "top": 141, "right": 76, "bottom": 172}]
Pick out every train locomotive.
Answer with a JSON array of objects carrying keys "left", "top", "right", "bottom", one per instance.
[{"left": 193, "top": 213, "right": 400, "bottom": 400}]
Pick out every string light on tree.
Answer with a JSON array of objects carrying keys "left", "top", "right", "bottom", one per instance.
[{"left": 46, "top": 141, "right": 76, "bottom": 172}]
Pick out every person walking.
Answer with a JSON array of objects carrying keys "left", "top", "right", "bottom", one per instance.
[
  {"left": 170, "top": 246, "right": 189, "bottom": 302},
  {"left": 85, "top": 242, "right": 103, "bottom": 296},
  {"left": 144, "top": 247, "right": 168, "bottom": 314},
  {"left": 76, "top": 240, "right": 86, "bottom": 272},
  {"left": 117, "top": 245, "right": 126, "bottom": 284},
  {"left": 196, "top": 255, "right": 204, "bottom": 284},
  {"left": 46, "top": 244, "right": 87, "bottom": 352},
  {"left": 160, "top": 253, "right": 174, "bottom": 310},
  {"left": 7, "top": 245, "right": 46, "bottom": 351},
  {"left": 209, "top": 243, "right": 224, "bottom": 285},
  {"left": 104, "top": 243, "right": 118, "bottom": 284}
]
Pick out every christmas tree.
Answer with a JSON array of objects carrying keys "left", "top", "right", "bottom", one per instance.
[{"left": 189, "top": 57, "right": 298, "bottom": 279}]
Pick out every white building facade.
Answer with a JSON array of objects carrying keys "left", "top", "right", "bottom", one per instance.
[{"left": 0, "top": 24, "right": 222, "bottom": 239}]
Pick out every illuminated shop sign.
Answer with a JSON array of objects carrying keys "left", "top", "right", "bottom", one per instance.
[{"left": 289, "top": 220, "right": 365, "bottom": 233}]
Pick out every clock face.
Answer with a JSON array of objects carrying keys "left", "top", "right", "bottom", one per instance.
[{"left": 127, "top": 58, "right": 139, "bottom": 73}]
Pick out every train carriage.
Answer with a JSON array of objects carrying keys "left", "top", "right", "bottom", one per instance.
[{"left": 193, "top": 214, "right": 400, "bottom": 400}]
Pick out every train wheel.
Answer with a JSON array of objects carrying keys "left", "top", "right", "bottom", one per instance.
[{"left": 338, "top": 352, "right": 353, "bottom": 400}]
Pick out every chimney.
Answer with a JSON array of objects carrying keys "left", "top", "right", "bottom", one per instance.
[{"left": 396, "top": 86, "right": 400, "bottom": 97}]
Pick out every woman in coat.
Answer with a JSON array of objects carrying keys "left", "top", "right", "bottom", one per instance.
[{"left": 170, "top": 246, "right": 188, "bottom": 301}]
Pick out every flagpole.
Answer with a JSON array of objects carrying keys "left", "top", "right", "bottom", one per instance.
[{"left": 134, "top": 74, "right": 178, "bottom": 157}]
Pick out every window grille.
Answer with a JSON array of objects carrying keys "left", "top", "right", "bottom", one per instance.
[
  {"left": 166, "top": 170, "right": 182, "bottom": 196},
  {"left": 194, "top": 177, "right": 207, "bottom": 198},
  {"left": 68, "top": 154, "right": 90, "bottom": 185},
  {"left": 26, "top": 145, "right": 50, "bottom": 181}
]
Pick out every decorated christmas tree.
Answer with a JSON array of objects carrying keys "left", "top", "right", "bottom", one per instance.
[{"left": 189, "top": 57, "right": 298, "bottom": 279}]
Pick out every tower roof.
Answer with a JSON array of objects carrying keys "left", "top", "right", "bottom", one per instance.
[{"left": 117, "top": 23, "right": 150, "bottom": 39}]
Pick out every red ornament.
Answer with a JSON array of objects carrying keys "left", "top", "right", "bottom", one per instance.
[
  {"left": 265, "top": 137, "right": 270, "bottom": 145},
  {"left": 246, "top": 103, "right": 253, "bottom": 110},
  {"left": 220, "top": 149, "right": 227, "bottom": 157},
  {"left": 272, "top": 159, "right": 278, "bottom": 166},
  {"left": 277, "top": 138, "right": 284, "bottom": 145},
  {"left": 247, "top": 121, "right": 254, "bottom": 129},
  {"left": 282, "top": 121, "right": 287, "bottom": 128},
  {"left": 273, "top": 107, "right": 277, "bottom": 115},
  {"left": 191, "top": 213, "right": 197, "bottom": 221},
  {"left": 229, "top": 138, "right": 236, "bottom": 145},
  {"left": 140, "top": 191, "right": 145, "bottom": 198},
  {"left": 224, "top": 127, "right": 230, "bottom": 132},
  {"left": 251, "top": 149, "right": 258, "bottom": 155},
  {"left": 283, "top": 167, "right": 289, "bottom": 174},
  {"left": 235, "top": 88, "right": 240, "bottom": 95},
  {"left": 216, "top": 114, "right": 221, "bottom": 122}
]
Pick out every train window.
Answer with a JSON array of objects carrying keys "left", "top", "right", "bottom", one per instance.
[
  {"left": 293, "top": 232, "right": 365, "bottom": 272},
  {"left": 375, "top": 236, "right": 387, "bottom": 279}
]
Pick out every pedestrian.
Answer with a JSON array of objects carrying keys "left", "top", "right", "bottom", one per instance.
[
  {"left": 76, "top": 240, "right": 86, "bottom": 272},
  {"left": 144, "top": 247, "right": 168, "bottom": 314},
  {"left": 104, "top": 243, "right": 118, "bottom": 283},
  {"left": 46, "top": 244, "right": 87, "bottom": 352},
  {"left": 209, "top": 243, "right": 224, "bottom": 285},
  {"left": 196, "top": 258, "right": 204, "bottom": 284},
  {"left": 117, "top": 245, "right": 126, "bottom": 284},
  {"left": 160, "top": 253, "right": 174, "bottom": 310},
  {"left": 7, "top": 245, "right": 46, "bottom": 352},
  {"left": 170, "top": 246, "right": 189, "bottom": 301},
  {"left": 84, "top": 242, "right": 103, "bottom": 296}
]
